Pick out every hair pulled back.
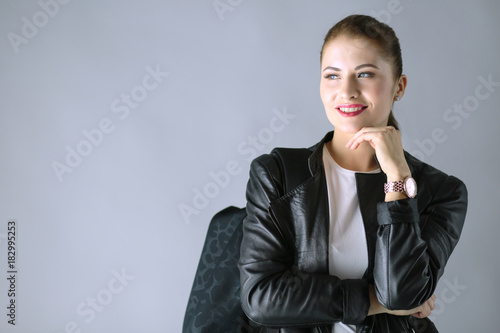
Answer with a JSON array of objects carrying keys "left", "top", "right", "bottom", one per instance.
[{"left": 321, "top": 15, "right": 403, "bottom": 129}]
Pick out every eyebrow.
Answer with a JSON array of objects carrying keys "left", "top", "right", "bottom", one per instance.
[{"left": 322, "top": 64, "right": 380, "bottom": 72}]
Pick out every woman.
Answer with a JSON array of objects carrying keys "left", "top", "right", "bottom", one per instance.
[{"left": 238, "top": 15, "right": 467, "bottom": 332}]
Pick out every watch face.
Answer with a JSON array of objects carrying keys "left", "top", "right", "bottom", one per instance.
[{"left": 405, "top": 177, "right": 417, "bottom": 198}]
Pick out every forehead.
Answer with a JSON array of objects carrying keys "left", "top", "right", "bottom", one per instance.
[{"left": 321, "top": 35, "right": 388, "bottom": 69}]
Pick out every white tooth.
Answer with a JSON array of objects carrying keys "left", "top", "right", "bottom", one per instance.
[{"left": 339, "top": 107, "right": 363, "bottom": 112}]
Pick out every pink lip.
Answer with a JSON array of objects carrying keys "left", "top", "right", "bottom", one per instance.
[{"left": 336, "top": 104, "right": 367, "bottom": 117}]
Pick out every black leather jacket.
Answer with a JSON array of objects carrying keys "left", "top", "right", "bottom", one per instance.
[{"left": 239, "top": 131, "right": 468, "bottom": 332}]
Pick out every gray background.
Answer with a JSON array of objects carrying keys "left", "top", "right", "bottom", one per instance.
[{"left": 0, "top": 0, "right": 498, "bottom": 332}]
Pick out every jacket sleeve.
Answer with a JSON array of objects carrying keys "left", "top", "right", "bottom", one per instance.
[
  {"left": 238, "top": 154, "right": 370, "bottom": 327},
  {"left": 373, "top": 173, "right": 468, "bottom": 310}
]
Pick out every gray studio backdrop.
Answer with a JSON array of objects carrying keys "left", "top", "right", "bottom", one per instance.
[{"left": 0, "top": 0, "right": 498, "bottom": 332}]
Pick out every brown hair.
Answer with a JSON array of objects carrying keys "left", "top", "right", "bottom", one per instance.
[{"left": 320, "top": 15, "right": 403, "bottom": 129}]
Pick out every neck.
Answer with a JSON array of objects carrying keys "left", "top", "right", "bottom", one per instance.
[{"left": 327, "top": 131, "right": 379, "bottom": 172}]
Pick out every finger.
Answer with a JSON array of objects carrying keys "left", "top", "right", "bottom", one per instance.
[
  {"left": 411, "top": 312, "right": 423, "bottom": 318},
  {"left": 345, "top": 129, "right": 368, "bottom": 149},
  {"left": 429, "top": 297, "right": 436, "bottom": 311},
  {"left": 345, "top": 127, "right": 382, "bottom": 148},
  {"left": 346, "top": 130, "right": 384, "bottom": 150},
  {"left": 422, "top": 308, "right": 431, "bottom": 318},
  {"left": 420, "top": 303, "right": 433, "bottom": 318}
]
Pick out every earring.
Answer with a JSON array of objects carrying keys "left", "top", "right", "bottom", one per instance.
[{"left": 395, "top": 96, "right": 401, "bottom": 101}]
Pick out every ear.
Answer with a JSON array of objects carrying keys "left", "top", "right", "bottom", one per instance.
[{"left": 394, "top": 74, "right": 408, "bottom": 100}]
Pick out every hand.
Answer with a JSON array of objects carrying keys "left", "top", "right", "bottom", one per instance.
[
  {"left": 388, "top": 294, "right": 436, "bottom": 318},
  {"left": 345, "top": 126, "right": 410, "bottom": 182},
  {"left": 368, "top": 285, "right": 436, "bottom": 318}
]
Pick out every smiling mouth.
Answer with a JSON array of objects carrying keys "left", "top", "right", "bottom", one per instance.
[
  {"left": 337, "top": 106, "right": 367, "bottom": 113},
  {"left": 335, "top": 104, "right": 368, "bottom": 117}
]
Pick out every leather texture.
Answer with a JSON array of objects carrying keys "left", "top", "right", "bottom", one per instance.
[{"left": 239, "top": 131, "right": 468, "bottom": 333}]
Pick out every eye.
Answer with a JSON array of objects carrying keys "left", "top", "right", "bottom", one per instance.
[
  {"left": 324, "top": 74, "right": 340, "bottom": 80},
  {"left": 358, "top": 72, "right": 374, "bottom": 78}
]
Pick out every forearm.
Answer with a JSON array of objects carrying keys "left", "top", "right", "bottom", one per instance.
[
  {"left": 374, "top": 176, "right": 467, "bottom": 310},
  {"left": 374, "top": 198, "right": 433, "bottom": 309},
  {"left": 240, "top": 265, "right": 370, "bottom": 326},
  {"left": 240, "top": 213, "right": 371, "bottom": 325}
]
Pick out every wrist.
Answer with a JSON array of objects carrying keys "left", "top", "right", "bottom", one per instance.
[
  {"left": 384, "top": 173, "right": 418, "bottom": 201},
  {"left": 384, "top": 161, "right": 411, "bottom": 182},
  {"left": 386, "top": 170, "right": 411, "bottom": 183}
]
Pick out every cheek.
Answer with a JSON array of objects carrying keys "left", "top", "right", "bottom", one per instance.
[
  {"left": 320, "top": 81, "right": 335, "bottom": 104},
  {"left": 371, "top": 82, "right": 394, "bottom": 106}
]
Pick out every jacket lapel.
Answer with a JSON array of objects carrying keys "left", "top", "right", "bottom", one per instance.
[
  {"left": 268, "top": 132, "right": 333, "bottom": 274},
  {"left": 269, "top": 170, "right": 330, "bottom": 273}
]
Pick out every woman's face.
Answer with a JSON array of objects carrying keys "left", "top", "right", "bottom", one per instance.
[{"left": 320, "top": 35, "right": 405, "bottom": 134}]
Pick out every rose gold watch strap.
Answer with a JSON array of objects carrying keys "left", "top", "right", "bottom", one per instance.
[{"left": 384, "top": 181, "right": 405, "bottom": 194}]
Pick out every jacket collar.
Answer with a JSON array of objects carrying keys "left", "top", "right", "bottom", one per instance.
[{"left": 308, "top": 131, "right": 333, "bottom": 175}]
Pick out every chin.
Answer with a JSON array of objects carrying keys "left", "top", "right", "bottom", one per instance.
[
  {"left": 330, "top": 121, "right": 365, "bottom": 133},
  {"left": 326, "top": 113, "right": 366, "bottom": 134}
]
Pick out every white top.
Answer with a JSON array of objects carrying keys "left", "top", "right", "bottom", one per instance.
[{"left": 322, "top": 145, "right": 380, "bottom": 333}]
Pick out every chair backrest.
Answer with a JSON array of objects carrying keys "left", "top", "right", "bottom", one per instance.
[{"left": 182, "top": 148, "right": 312, "bottom": 332}]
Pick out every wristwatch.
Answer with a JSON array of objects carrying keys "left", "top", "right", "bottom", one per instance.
[{"left": 384, "top": 176, "right": 417, "bottom": 198}]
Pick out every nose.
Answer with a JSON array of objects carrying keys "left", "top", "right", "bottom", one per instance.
[{"left": 339, "top": 76, "right": 360, "bottom": 100}]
